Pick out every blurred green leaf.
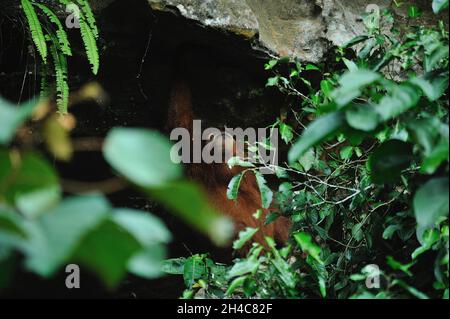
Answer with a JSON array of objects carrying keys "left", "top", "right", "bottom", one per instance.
[
  {"left": 25, "top": 195, "right": 110, "bottom": 277},
  {"left": 103, "top": 128, "right": 182, "bottom": 187},
  {"left": 127, "top": 244, "right": 166, "bottom": 279},
  {"left": 369, "top": 140, "right": 413, "bottom": 184},
  {"left": 332, "top": 69, "right": 380, "bottom": 106},
  {"left": 0, "top": 151, "right": 61, "bottom": 215},
  {"left": 432, "top": 0, "right": 449, "bottom": 13},
  {"left": 74, "top": 219, "right": 141, "bottom": 288},
  {"left": 410, "top": 74, "right": 448, "bottom": 101},
  {"left": 288, "top": 112, "right": 345, "bottom": 163},
  {"left": 345, "top": 104, "right": 380, "bottom": 132},
  {"left": 386, "top": 256, "right": 415, "bottom": 276},
  {"left": 149, "top": 181, "right": 233, "bottom": 247},
  {"left": 112, "top": 208, "right": 171, "bottom": 245},
  {"left": 413, "top": 177, "right": 449, "bottom": 230},
  {"left": 0, "top": 98, "right": 37, "bottom": 145},
  {"left": 375, "top": 84, "right": 421, "bottom": 121}
]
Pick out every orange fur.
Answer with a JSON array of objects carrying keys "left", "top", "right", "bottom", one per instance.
[{"left": 167, "top": 79, "right": 290, "bottom": 249}]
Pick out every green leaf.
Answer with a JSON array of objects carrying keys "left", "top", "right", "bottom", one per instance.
[
  {"left": 16, "top": 186, "right": 61, "bottom": 219},
  {"left": 342, "top": 58, "right": 358, "bottom": 71},
  {"left": 425, "top": 45, "right": 449, "bottom": 72},
  {"left": 375, "top": 84, "right": 421, "bottom": 121},
  {"left": 25, "top": 195, "right": 110, "bottom": 277},
  {"left": 227, "top": 255, "right": 260, "bottom": 278},
  {"left": 266, "top": 76, "right": 280, "bottom": 87},
  {"left": 320, "top": 80, "right": 333, "bottom": 98},
  {"left": 227, "top": 172, "right": 244, "bottom": 200},
  {"left": 409, "top": 74, "right": 449, "bottom": 101},
  {"left": 345, "top": 104, "right": 380, "bottom": 132},
  {"left": 407, "top": 5, "right": 421, "bottom": 17},
  {"left": 35, "top": 3, "right": 72, "bottom": 56},
  {"left": 78, "top": 8, "right": 100, "bottom": 74},
  {"left": 0, "top": 151, "right": 61, "bottom": 216},
  {"left": 299, "top": 148, "right": 315, "bottom": 172},
  {"left": 127, "top": 244, "right": 166, "bottom": 279},
  {"left": 413, "top": 177, "right": 449, "bottom": 230},
  {"left": 340, "top": 146, "right": 354, "bottom": 160},
  {"left": 306, "top": 64, "right": 320, "bottom": 71},
  {"left": 332, "top": 69, "right": 380, "bottom": 107},
  {"left": 264, "top": 59, "right": 278, "bottom": 70},
  {"left": 0, "top": 98, "right": 37, "bottom": 145},
  {"left": 103, "top": 128, "right": 182, "bottom": 187},
  {"left": 183, "top": 255, "right": 207, "bottom": 288},
  {"left": 21, "top": 0, "right": 47, "bottom": 62},
  {"left": 74, "top": 219, "right": 141, "bottom": 288},
  {"left": 227, "top": 157, "right": 254, "bottom": 169},
  {"left": 392, "top": 279, "right": 429, "bottom": 299},
  {"left": 280, "top": 122, "right": 294, "bottom": 144},
  {"left": 0, "top": 208, "right": 29, "bottom": 250},
  {"left": 226, "top": 276, "right": 247, "bottom": 296},
  {"left": 342, "top": 35, "right": 369, "bottom": 48},
  {"left": 112, "top": 208, "right": 171, "bottom": 245},
  {"left": 233, "top": 227, "right": 259, "bottom": 250},
  {"left": 369, "top": 140, "right": 413, "bottom": 184},
  {"left": 149, "top": 181, "right": 234, "bottom": 247},
  {"left": 161, "top": 258, "right": 186, "bottom": 275},
  {"left": 288, "top": 112, "right": 345, "bottom": 163},
  {"left": 406, "top": 117, "right": 441, "bottom": 155},
  {"left": 386, "top": 256, "right": 415, "bottom": 276},
  {"left": 411, "top": 229, "right": 440, "bottom": 259},
  {"left": 421, "top": 137, "right": 449, "bottom": 174},
  {"left": 294, "top": 232, "right": 323, "bottom": 264},
  {"left": 351, "top": 223, "right": 364, "bottom": 242},
  {"left": 432, "top": 0, "right": 449, "bottom": 13},
  {"left": 266, "top": 237, "right": 296, "bottom": 288},
  {"left": 254, "top": 171, "right": 273, "bottom": 209}
]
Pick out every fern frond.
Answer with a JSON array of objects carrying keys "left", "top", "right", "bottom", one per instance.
[
  {"left": 21, "top": 0, "right": 47, "bottom": 63},
  {"left": 39, "top": 64, "right": 51, "bottom": 100},
  {"left": 48, "top": 33, "right": 69, "bottom": 113},
  {"left": 77, "top": 0, "right": 99, "bottom": 39},
  {"left": 35, "top": 3, "right": 72, "bottom": 56},
  {"left": 79, "top": 11, "right": 100, "bottom": 75}
]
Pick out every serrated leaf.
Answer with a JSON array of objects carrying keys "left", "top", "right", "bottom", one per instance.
[
  {"left": 233, "top": 227, "right": 259, "bottom": 250},
  {"left": 254, "top": 171, "right": 273, "bottom": 209},
  {"left": 227, "top": 172, "right": 244, "bottom": 200}
]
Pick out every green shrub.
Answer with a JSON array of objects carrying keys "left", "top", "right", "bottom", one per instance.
[{"left": 166, "top": 3, "right": 449, "bottom": 299}]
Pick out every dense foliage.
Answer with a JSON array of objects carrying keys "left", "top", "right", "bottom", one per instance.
[
  {"left": 0, "top": 91, "right": 232, "bottom": 290},
  {"left": 0, "top": 1, "right": 448, "bottom": 299},
  {"left": 164, "top": 3, "right": 449, "bottom": 299}
]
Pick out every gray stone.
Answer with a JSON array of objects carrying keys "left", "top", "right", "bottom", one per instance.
[{"left": 91, "top": 0, "right": 447, "bottom": 62}]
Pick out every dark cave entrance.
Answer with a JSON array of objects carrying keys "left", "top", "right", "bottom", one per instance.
[{"left": 0, "top": 0, "right": 287, "bottom": 298}]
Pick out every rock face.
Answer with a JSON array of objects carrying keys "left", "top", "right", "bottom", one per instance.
[{"left": 140, "top": 0, "right": 446, "bottom": 62}]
